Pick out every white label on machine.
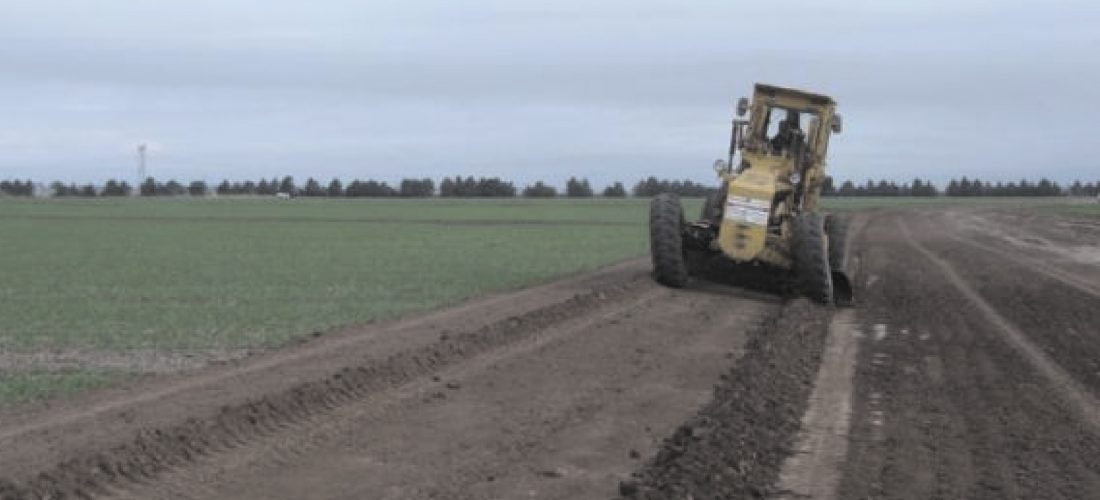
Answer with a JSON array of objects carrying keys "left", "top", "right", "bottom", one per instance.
[{"left": 725, "top": 196, "right": 770, "bottom": 225}]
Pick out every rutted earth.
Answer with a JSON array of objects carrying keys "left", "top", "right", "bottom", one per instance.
[
  {"left": 837, "top": 208, "right": 1100, "bottom": 500},
  {"left": 1, "top": 207, "right": 1099, "bottom": 499}
]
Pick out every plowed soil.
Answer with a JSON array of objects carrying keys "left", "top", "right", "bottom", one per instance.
[
  {"left": 3, "top": 207, "right": 1100, "bottom": 499},
  {"left": 837, "top": 208, "right": 1100, "bottom": 500}
]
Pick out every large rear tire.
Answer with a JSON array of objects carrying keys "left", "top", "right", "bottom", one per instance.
[
  {"left": 649, "top": 193, "right": 689, "bottom": 287},
  {"left": 791, "top": 213, "right": 833, "bottom": 304}
]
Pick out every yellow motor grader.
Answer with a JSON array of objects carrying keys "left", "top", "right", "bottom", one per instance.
[{"left": 649, "top": 83, "right": 852, "bottom": 305}]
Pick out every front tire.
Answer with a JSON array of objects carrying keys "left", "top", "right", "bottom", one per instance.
[
  {"left": 791, "top": 213, "right": 833, "bottom": 304},
  {"left": 649, "top": 193, "right": 689, "bottom": 287}
]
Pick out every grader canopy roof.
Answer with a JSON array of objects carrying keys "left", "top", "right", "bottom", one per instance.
[{"left": 753, "top": 84, "right": 836, "bottom": 108}]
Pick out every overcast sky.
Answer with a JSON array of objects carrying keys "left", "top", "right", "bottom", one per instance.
[{"left": 1, "top": 0, "right": 1097, "bottom": 187}]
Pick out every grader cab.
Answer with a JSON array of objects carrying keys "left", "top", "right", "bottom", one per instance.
[{"left": 649, "top": 83, "right": 852, "bottom": 305}]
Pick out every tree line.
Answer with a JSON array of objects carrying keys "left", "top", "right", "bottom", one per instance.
[
  {"left": 821, "top": 177, "right": 1100, "bottom": 197},
  {"left": 0, "top": 180, "right": 34, "bottom": 196},
  {"left": 1, "top": 176, "right": 648, "bottom": 198},
  {"left": 942, "top": 177, "right": 1068, "bottom": 197},
  {"left": 4, "top": 176, "right": 1100, "bottom": 198},
  {"left": 821, "top": 177, "right": 940, "bottom": 197},
  {"left": 631, "top": 177, "right": 713, "bottom": 197}
]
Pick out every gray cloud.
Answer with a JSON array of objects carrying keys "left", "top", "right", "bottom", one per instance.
[{"left": 1, "top": 0, "right": 1097, "bottom": 187}]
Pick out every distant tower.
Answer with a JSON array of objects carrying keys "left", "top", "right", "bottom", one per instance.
[{"left": 137, "top": 143, "right": 147, "bottom": 182}]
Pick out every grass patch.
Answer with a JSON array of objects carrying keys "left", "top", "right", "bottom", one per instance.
[
  {"left": 1031, "top": 201, "right": 1100, "bottom": 218},
  {"left": 0, "top": 197, "right": 658, "bottom": 224},
  {"left": 0, "top": 369, "right": 127, "bottom": 404}
]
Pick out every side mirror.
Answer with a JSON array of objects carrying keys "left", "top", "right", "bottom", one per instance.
[
  {"left": 713, "top": 159, "right": 729, "bottom": 174},
  {"left": 831, "top": 114, "right": 843, "bottom": 134},
  {"left": 736, "top": 97, "right": 749, "bottom": 117}
]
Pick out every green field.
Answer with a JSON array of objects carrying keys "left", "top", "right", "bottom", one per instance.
[
  {"left": 1, "top": 198, "right": 683, "bottom": 353},
  {"left": 0, "top": 369, "right": 125, "bottom": 404},
  {"left": 1033, "top": 200, "right": 1100, "bottom": 218}
]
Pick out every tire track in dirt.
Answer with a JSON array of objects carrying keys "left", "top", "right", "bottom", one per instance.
[
  {"left": 944, "top": 233, "right": 1100, "bottom": 298},
  {"left": 917, "top": 210, "right": 1100, "bottom": 397},
  {"left": 897, "top": 218, "right": 1100, "bottom": 431},
  {"left": 936, "top": 211, "right": 1100, "bottom": 299},
  {"left": 837, "top": 211, "right": 1100, "bottom": 499}
]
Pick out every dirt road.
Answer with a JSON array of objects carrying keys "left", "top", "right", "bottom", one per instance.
[
  {"left": 2, "top": 206, "right": 1099, "bottom": 499},
  {"left": 835, "top": 208, "right": 1100, "bottom": 500}
]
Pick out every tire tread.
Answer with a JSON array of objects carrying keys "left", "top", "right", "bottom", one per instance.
[
  {"left": 791, "top": 213, "right": 833, "bottom": 304},
  {"left": 649, "top": 193, "right": 689, "bottom": 287}
]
